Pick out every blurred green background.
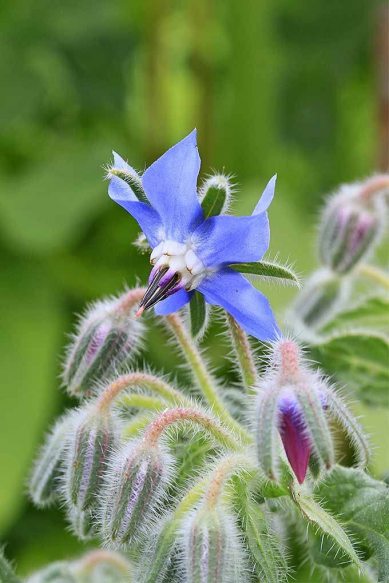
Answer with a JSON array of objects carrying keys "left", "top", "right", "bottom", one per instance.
[{"left": 0, "top": 0, "right": 387, "bottom": 577}]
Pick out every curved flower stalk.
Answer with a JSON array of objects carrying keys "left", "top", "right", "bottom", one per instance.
[{"left": 106, "top": 130, "right": 280, "bottom": 341}]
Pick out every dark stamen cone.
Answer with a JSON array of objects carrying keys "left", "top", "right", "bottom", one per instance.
[{"left": 139, "top": 268, "right": 181, "bottom": 312}]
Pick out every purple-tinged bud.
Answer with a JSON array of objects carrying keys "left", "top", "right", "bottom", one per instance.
[
  {"left": 99, "top": 439, "right": 174, "bottom": 548},
  {"left": 255, "top": 339, "right": 337, "bottom": 484},
  {"left": 292, "top": 268, "right": 349, "bottom": 330},
  {"left": 181, "top": 506, "right": 246, "bottom": 583},
  {"left": 72, "top": 550, "right": 133, "bottom": 582},
  {"left": 319, "top": 179, "right": 387, "bottom": 274},
  {"left": 29, "top": 414, "right": 72, "bottom": 507},
  {"left": 62, "top": 289, "right": 145, "bottom": 398},
  {"left": 63, "top": 407, "right": 118, "bottom": 518},
  {"left": 26, "top": 562, "right": 76, "bottom": 583}
]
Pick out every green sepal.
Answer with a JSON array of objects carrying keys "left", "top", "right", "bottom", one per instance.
[
  {"left": 230, "top": 260, "right": 300, "bottom": 287},
  {"left": 189, "top": 291, "right": 207, "bottom": 338},
  {"left": 201, "top": 185, "right": 228, "bottom": 218}
]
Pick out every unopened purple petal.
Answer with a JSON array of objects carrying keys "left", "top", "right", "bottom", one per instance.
[
  {"left": 279, "top": 403, "right": 310, "bottom": 484},
  {"left": 193, "top": 213, "right": 269, "bottom": 267},
  {"left": 142, "top": 130, "right": 204, "bottom": 241},
  {"left": 108, "top": 176, "right": 163, "bottom": 247},
  {"left": 198, "top": 268, "right": 279, "bottom": 341},
  {"left": 154, "top": 288, "right": 193, "bottom": 315}
]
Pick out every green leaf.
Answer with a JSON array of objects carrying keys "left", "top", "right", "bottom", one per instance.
[
  {"left": 321, "top": 295, "right": 389, "bottom": 334},
  {"left": 189, "top": 291, "right": 207, "bottom": 338},
  {"left": 230, "top": 260, "right": 300, "bottom": 287},
  {"left": 0, "top": 260, "right": 63, "bottom": 534},
  {"left": 240, "top": 495, "right": 289, "bottom": 582},
  {"left": 201, "top": 185, "right": 227, "bottom": 218},
  {"left": 290, "top": 483, "right": 363, "bottom": 573},
  {"left": 315, "top": 466, "right": 389, "bottom": 582},
  {"left": 311, "top": 331, "right": 389, "bottom": 407}
]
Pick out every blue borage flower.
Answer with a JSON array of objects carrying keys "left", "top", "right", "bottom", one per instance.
[{"left": 107, "top": 130, "right": 280, "bottom": 341}]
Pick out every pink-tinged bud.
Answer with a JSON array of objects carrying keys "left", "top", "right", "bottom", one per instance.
[
  {"left": 62, "top": 290, "right": 145, "bottom": 398},
  {"left": 181, "top": 506, "right": 246, "bottom": 583},
  {"left": 99, "top": 439, "right": 174, "bottom": 548},
  {"left": 63, "top": 406, "right": 118, "bottom": 519},
  {"left": 319, "top": 180, "right": 386, "bottom": 274},
  {"left": 255, "top": 339, "right": 338, "bottom": 484}
]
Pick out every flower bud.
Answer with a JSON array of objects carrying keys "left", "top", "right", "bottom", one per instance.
[
  {"left": 99, "top": 440, "right": 174, "bottom": 547},
  {"left": 62, "top": 292, "right": 144, "bottom": 398},
  {"left": 255, "top": 339, "right": 336, "bottom": 484},
  {"left": 319, "top": 182, "right": 386, "bottom": 274},
  {"left": 67, "top": 506, "right": 96, "bottom": 541},
  {"left": 72, "top": 550, "right": 133, "bottom": 582},
  {"left": 181, "top": 506, "right": 246, "bottom": 583},
  {"left": 26, "top": 562, "right": 76, "bottom": 583},
  {"left": 29, "top": 414, "right": 72, "bottom": 507},
  {"left": 64, "top": 407, "right": 118, "bottom": 516},
  {"left": 292, "top": 268, "right": 349, "bottom": 329}
]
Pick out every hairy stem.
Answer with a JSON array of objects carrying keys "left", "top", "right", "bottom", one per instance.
[
  {"left": 143, "top": 407, "right": 241, "bottom": 451},
  {"left": 204, "top": 453, "right": 255, "bottom": 508},
  {"left": 227, "top": 315, "right": 258, "bottom": 392},
  {"left": 357, "top": 263, "right": 389, "bottom": 291},
  {"left": 96, "top": 372, "right": 189, "bottom": 412},
  {"left": 166, "top": 313, "right": 251, "bottom": 443}
]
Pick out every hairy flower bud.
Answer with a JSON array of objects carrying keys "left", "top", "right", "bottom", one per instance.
[
  {"left": 62, "top": 291, "right": 144, "bottom": 398},
  {"left": 292, "top": 268, "right": 349, "bottom": 329},
  {"left": 29, "top": 414, "right": 72, "bottom": 507},
  {"left": 63, "top": 407, "right": 118, "bottom": 519},
  {"left": 26, "top": 562, "right": 76, "bottom": 583},
  {"left": 181, "top": 506, "right": 246, "bottom": 583},
  {"left": 319, "top": 181, "right": 386, "bottom": 274},
  {"left": 99, "top": 439, "right": 174, "bottom": 547}
]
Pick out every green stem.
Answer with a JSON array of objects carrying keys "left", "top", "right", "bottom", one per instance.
[
  {"left": 118, "top": 393, "right": 166, "bottom": 412},
  {"left": 357, "top": 263, "right": 389, "bottom": 291},
  {"left": 122, "top": 413, "right": 154, "bottom": 439},
  {"left": 166, "top": 313, "right": 251, "bottom": 443},
  {"left": 227, "top": 315, "right": 258, "bottom": 392}
]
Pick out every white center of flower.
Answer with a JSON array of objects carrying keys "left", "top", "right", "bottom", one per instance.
[{"left": 150, "top": 240, "right": 206, "bottom": 290}]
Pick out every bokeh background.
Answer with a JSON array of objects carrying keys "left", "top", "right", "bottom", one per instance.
[{"left": 0, "top": 0, "right": 388, "bottom": 577}]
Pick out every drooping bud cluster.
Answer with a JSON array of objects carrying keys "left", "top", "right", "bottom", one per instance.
[
  {"left": 63, "top": 405, "right": 119, "bottom": 538},
  {"left": 255, "top": 339, "right": 369, "bottom": 484},
  {"left": 319, "top": 177, "right": 387, "bottom": 275},
  {"left": 62, "top": 289, "right": 144, "bottom": 398},
  {"left": 181, "top": 506, "right": 246, "bottom": 583}
]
